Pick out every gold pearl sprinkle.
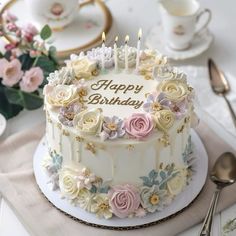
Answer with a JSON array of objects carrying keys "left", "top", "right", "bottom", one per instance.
[
  {"left": 86, "top": 142, "right": 96, "bottom": 154},
  {"left": 62, "top": 129, "right": 70, "bottom": 136}
]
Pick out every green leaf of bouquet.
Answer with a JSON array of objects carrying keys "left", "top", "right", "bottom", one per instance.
[
  {"left": 19, "top": 53, "right": 34, "bottom": 71},
  {"left": 4, "top": 87, "right": 43, "bottom": 110},
  {"left": 40, "top": 25, "right": 52, "bottom": 40},
  {"left": 0, "top": 86, "right": 23, "bottom": 119},
  {"left": 35, "top": 55, "right": 58, "bottom": 77}
]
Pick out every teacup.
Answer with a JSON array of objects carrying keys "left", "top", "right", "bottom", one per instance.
[
  {"left": 159, "top": 0, "right": 212, "bottom": 50},
  {"left": 25, "top": 0, "right": 80, "bottom": 30}
]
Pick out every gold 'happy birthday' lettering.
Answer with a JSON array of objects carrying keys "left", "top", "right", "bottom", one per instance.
[
  {"left": 87, "top": 79, "right": 144, "bottom": 109},
  {"left": 87, "top": 93, "right": 144, "bottom": 109},
  {"left": 91, "top": 79, "right": 144, "bottom": 94}
]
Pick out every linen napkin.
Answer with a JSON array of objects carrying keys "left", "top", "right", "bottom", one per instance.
[
  {"left": 181, "top": 66, "right": 236, "bottom": 139},
  {"left": 0, "top": 121, "right": 236, "bottom": 236}
]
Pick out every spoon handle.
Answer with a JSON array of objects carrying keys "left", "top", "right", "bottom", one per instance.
[
  {"left": 199, "top": 188, "right": 221, "bottom": 236},
  {"left": 223, "top": 94, "right": 236, "bottom": 128}
]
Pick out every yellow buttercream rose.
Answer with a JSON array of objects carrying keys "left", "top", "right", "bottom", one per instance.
[
  {"left": 157, "top": 79, "right": 189, "bottom": 101},
  {"left": 67, "top": 57, "right": 97, "bottom": 79},
  {"left": 73, "top": 108, "right": 103, "bottom": 135},
  {"left": 153, "top": 110, "right": 175, "bottom": 132},
  {"left": 46, "top": 85, "right": 78, "bottom": 107},
  {"left": 59, "top": 168, "right": 80, "bottom": 200},
  {"left": 167, "top": 168, "right": 188, "bottom": 196}
]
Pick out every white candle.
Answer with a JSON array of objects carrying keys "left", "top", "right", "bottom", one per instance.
[
  {"left": 125, "top": 35, "right": 129, "bottom": 72},
  {"left": 136, "top": 28, "right": 142, "bottom": 71},
  {"left": 114, "top": 36, "right": 118, "bottom": 71},
  {"left": 102, "top": 32, "right": 106, "bottom": 70}
]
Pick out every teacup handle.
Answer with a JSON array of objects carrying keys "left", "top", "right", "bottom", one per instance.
[
  {"left": 195, "top": 8, "right": 212, "bottom": 36},
  {"left": 80, "top": 0, "right": 94, "bottom": 8}
]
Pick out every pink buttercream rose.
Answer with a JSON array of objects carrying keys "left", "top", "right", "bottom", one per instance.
[
  {"left": 108, "top": 184, "right": 140, "bottom": 218},
  {"left": 20, "top": 67, "right": 44, "bottom": 92},
  {"left": 0, "top": 58, "right": 23, "bottom": 87},
  {"left": 125, "top": 113, "right": 154, "bottom": 140}
]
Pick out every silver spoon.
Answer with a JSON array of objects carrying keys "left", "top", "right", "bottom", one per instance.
[
  {"left": 208, "top": 59, "right": 236, "bottom": 128},
  {"left": 199, "top": 152, "right": 236, "bottom": 236}
]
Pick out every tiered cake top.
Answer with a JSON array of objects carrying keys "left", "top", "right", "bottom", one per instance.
[{"left": 44, "top": 46, "right": 194, "bottom": 142}]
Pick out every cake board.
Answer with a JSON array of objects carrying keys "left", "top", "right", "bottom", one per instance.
[
  {"left": 0, "top": 0, "right": 116, "bottom": 60},
  {"left": 33, "top": 130, "right": 208, "bottom": 230}
]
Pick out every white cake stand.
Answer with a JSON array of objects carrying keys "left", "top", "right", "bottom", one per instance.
[{"left": 33, "top": 130, "right": 208, "bottom": 230}]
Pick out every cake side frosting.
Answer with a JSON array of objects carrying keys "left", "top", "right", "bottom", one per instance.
[{"left": 43, "top": 47, "right": 198, "bottom": 219}]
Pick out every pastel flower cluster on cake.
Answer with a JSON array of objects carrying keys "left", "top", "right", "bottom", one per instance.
[
  {"left": 43, "top": 48, "right": 195, "bottom": 141},
  {"left": 42, "top": 137, "right": 195, "bottom": 219}
]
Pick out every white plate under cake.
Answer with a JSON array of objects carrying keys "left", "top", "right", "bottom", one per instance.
[{"left": 40, "top": 44, "right": 201, "bottom": 222}]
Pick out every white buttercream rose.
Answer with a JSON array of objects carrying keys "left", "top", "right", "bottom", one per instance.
[
  {"left": 46, "top": 85, "right": 78, "bottom": 107},
  {"left": 67, "top": 57, "right": 97, "bottom": 79},
  {"left": 157, "top": 79, "right": 189, "bottom": 102},
  {"left": 73, "top": 108, "right": 103, "bottom": 135},
  {"left": 153, "top": 110, "right": 175, "bottom": 132},
  {"left": 167, "top": 168, "right": 188, "bottom": 196},
  {"left": 59, "top": 168, "right": 80, "bottom": 200}
]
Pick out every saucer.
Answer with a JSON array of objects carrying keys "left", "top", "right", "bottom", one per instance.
[
  {"left": 145, "top": 22, "right": 214, "bottom": 61},
  {"left": 0, "top": 0, "right": 116, "bottom": 59},
  {"left": 0, "top": 113, "right": 7, "bottom": 137}
]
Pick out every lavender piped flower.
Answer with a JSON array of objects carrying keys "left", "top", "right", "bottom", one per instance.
[
  {"left": 87, "top": 47, "right": 114, "bottom": 69},
  {"left": 143, "top": 92, "right": 171, "bottom": 113},
  {"left": 170, "top": 99, "right": 187, "bottom": 120},
  {"left": 100, "top": 116, "right": 125, "bottom": 141},
  {"left": 58, "top": 103, "right": 81, "bottom": 127}
]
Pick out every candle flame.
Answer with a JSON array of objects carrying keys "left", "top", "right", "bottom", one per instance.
[
  {"left": 115, "top": 36, "right": 118, "bottom": 43},
  {"left": 125, "top": 35, "right": 129, "bottom": 44},
  {"left": 138, "top": 28, "right": 142, "bottom": 40},
  {"left": 102, "top": 32, "right": 106, "bottom": 43}
]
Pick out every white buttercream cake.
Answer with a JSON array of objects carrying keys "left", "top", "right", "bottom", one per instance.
[{"left": 42, "top": 45, "right": 198, "bottom": 219}]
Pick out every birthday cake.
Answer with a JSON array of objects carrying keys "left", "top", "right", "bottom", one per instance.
[{"left": 43, "top": 43, "right": 198, "bottom": 219}]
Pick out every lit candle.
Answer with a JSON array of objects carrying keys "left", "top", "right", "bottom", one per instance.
[
  {"left": 136, "top": 28, "right": 142, "bottom": 71},
  {"left": 102, "top": 32, "right": 106, "bottom": 70},
  {"left": 114, "top": 36, "right": 118, "bottom": 71},
  {"left": 125, "top": 35, "right": 129, "bottom": 72}
]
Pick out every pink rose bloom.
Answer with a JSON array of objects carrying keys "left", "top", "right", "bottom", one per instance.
[
  {"left": 20, "top": 67, "right": 44, "bottom": 93},
  {"left": 108, "top": 184, "right": 140, "bottom": 218},
  {"left": 125, "top": 113, "right": 154, "bottom": 140},
  {"left": 22, "top": 23, "right": 38, "bottom": 42},
  {"left": 0, "top": 58, "right": 23, "bottom": 87}
]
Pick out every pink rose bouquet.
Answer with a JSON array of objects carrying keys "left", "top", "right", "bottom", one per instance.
[
  {"left": 0, "top": 11, "right": 59, "bottom": 119},
  {"left": 125, "top": 113, "right": 154, "bottom": 140}
]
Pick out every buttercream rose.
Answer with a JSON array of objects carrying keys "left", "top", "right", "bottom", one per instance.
[
  {"left": 167, "top": 168, "right": 188, "bottom": 196},
  {"left": 108, "top": 184, "right": 140, "bottom": 218},
  {"left": 157, "top": 79, "right": 189, "bottom": 102},
  {"left": 73, "top": 108, "right": 103, "bottom": 135},
  {"left": 153, "top": 110, "right": 175, "bottom": 132},
  {"left": 66, "top": 57, "right": 97, "bottom": 79},
  {"left": 125, "top": 113, "right": 154, "bottom": 140},
  {"left": 59, "top": 168, "right": 80, "bottom": 200},
  {"left": 46, "top": 85, "right": 78, "bottom": 107}
]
